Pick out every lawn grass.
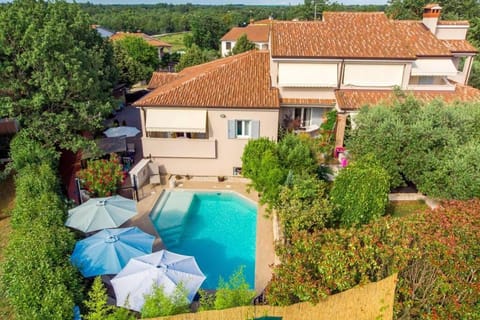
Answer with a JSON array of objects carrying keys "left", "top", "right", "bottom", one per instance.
[
  {"left": 155, "top": 32, "right": 190, "bottom": 52},
  {"left": 386, "top": 200, "right": 429, "bottom": 218},
  {"left": 0, "top": 175, "right": 14, "bottom": 319}
]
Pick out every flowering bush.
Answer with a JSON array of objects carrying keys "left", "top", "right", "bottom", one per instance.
[
  {"left": 266, "top": 200, "right": 480, "bottom": 319},
  {"left": 77, "top": 153, "right": 125, "bottom": 197}
]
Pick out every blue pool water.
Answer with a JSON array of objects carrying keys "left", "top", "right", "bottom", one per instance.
[{"left": 149, "top": 191, "right": 257, "bottom": 289}]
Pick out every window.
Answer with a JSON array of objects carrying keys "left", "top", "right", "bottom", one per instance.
[
  {"left": 228, "top": 120, "right": 260, "bottom": 139},
  {"left": 418, "top": 76, "right": 435, "bottom": 85},
  {"left": 294, "top": 108, "right": 312, "bottom": 127},
  {"left": 226, "top": 42, "right": 231, "bottom": 50},
  {"left": 236, "top": 120, "right": 251, "bottom": 138}
]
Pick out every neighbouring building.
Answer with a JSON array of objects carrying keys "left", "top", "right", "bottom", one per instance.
[
  {"left": 92, "top": 25, "right": 114, "bottom": 38},
  {"left": 110, "top": 32, "right": 172, "bottom": 61},
  {"left": 220, "top": 23, "right": 270, "bottom": 57},
  {"left": 134, "top": 4, "right": 479, "bottom": 177}
]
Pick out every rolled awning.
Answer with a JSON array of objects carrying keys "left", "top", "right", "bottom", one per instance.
[
  {"left": 146, "top": 109, "right": 207, "bottom": 133},
  {"left": 411, "top": 59, "right": 458, "bottom": 76}
]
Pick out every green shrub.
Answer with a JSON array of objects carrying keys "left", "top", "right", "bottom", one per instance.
[
  {"left": 330, "top": 156, "right": 390, "bottom": 227},
  {"left": 2, "top": 224, "right": 81, "bottom": 319},
  {"left": 1, "top": 136, "right": 82, "bottom": 319},
  {"left": 419, "top": 141, "right": 480, "bottom": 200},
  {"left": 8, "top": 131, "right": 59, "bottom": 172},
  {"left": 214, "top": 266, "right": 256, "bottom": 310},
  {"left": 277, "top": 133, "right": 318, "bottom": 177},
  {"left": 84, "top": 277, "right": 112, "bottom": 320},
  {"left": 198, "top": 289, "right": 215, "bottom": 311},
  {"left": 267, "top": 199, "right": 480, "bottom": 319},
  {"left": 141, "top": 283, "right": 190, "bottom": 318},
  {"left": 277, "top": 173, "right": 333, "bottom": 240},
  {"left": 266, "top": 217, "right": 415, "bottom": 306},
  {"left": 346, "top": 97, "right": 480, "bottom": 199},
  {"left": 241, "top": 134, "right": 320, "bottom": 208},
  {"left": 84, "top": 277, "right": 135, "bottom": 320}
]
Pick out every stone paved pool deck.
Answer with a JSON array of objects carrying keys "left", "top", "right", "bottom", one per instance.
[{"left": 123, "top": 177, "right": 276, "bottom": 295}]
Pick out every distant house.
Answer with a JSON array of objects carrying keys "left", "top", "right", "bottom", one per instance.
[
  {"left": 92, "top": 25, "right": 114, "bottom": 38},
  {"left": 220, "top": 24, "right": 270, "bottom": 57},
  {"left": 110, "top": 32, "right": 172, "bottom": 61},
  {"left": 134, "top": 4, "right": 479, "bottom": 177}
]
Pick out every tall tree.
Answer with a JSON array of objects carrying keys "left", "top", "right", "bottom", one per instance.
[
  {"left": 175, "top": 44, "right": 217, "bottom": 72},
  {"left": 113, "top": 36, "right": 159, "bottom": 86},
  {"left": 190, "top": 13, "right": 228, "bottom": 50},
  {"left": 387, "top": 0, "right": 480, "bottom": 20},
  {"left": 0, "top": 0, "right": 117, "bottom": 151},
  {"left": 231, "top": 34, "right": 256, "bottom": 55}
]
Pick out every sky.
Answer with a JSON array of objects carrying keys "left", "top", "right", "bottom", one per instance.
[{"left": 0, "top": 0, "right": 389, "bottom": 5}]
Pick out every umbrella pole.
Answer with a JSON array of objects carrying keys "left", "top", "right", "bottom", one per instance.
[{"left": 75, "top": 177, "right": 83, "bottom": 204}]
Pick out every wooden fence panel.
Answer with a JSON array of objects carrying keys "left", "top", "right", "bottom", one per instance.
[{"left": 149, "top": 274, "right": 397, "bottom": 320}]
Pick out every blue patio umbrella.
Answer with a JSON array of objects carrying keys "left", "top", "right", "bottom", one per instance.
[
  {"left": 65, "top": 195, "right": 137, "bottom": 233},
  {"left": 71, "top": 227, "right": 155, "bottom": 277}
]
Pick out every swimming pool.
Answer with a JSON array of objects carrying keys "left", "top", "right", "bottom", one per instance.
[{"left": 149, "top": 191, "right": 257, "bottom": 289}]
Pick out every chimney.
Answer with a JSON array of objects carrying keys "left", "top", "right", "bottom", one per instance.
[{"left": 422, "top": 3, "right": 442, "bottom": 34}]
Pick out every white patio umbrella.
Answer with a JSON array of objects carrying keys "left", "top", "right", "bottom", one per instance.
[
  {"left": 111, "top": 250, "right": 206, "bottom": 312},
  {"left": 65, "top": 195, "right": 137, "bottom": 233},
  {"left": 104, "top": 126, "right": 140, "bottom": 138}
]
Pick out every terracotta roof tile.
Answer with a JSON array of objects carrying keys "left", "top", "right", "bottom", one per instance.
[
  {"left": 336, "top": 85, "right": 480, "bottom": 110},
  {"left": 393, "top": 21, "right": 452, "bottom": 56},
  {"left": 272, "top": 12, "right": 416, "bottom": 59},
  {"left": 147, "top": 72, "right": 180, "bottom": 89},
  {"left": 134, "top": 50, "right": 279, "bottom": 109},
  {"left": 111, "top": 32, "right": 172, "bottom": 47},
  {"left": 280, "top": 98, "right": 336, "bottom": 106},
  {"left": 441, "top": 40, "right": 478, "bottom": 53},
  {"left": 220, "top": 25, "right": 270, "bottom": 42},
  {"left": 271, "top": 12, "right": 472, "bottom": 59},
  {"left": 438, "top": 20, "right": 469, "bottom": 25}
]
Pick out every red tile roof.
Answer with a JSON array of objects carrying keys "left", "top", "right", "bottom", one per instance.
[
  {"left": 393, "top": 21, "right": 452, "bottom": 57},
  {"left": 441, "top": 40, "right": 478, "bottom": 53},
  {"left": 221, "top": 25, "right": 270, "bottom": 42},
  {"left": 134, "top": 50, "right": 279, "bottom": 109},
  {"left": 147, "top": 72, "right": 180, "bottom": 90},
  {"left": 280, "top": 98, "right": 336, "bottom": 106},
  {"left": 335, "top": 85, "right": 480, "bottom": 110},
  {"left": 110, "top": 32, "right": 172, "bottom": 47},
  {"left": 271, "top": 12, "right": 474, "bottom": 59}
]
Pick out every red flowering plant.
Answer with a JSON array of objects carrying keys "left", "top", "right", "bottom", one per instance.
[{"left": 77, "top": 153, "right": 126, "bottom": 197}]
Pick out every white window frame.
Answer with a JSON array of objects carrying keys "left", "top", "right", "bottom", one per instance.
[{"left": 236, "top": 120, "right": 251, "bottom": 138}]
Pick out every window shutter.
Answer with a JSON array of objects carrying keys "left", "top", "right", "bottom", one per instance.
[
  {"left": 251, "top": 120, "right": 260, "bottom": 139},
  {"left": 228, "top": 120, "right": 236, "bottom": 139}
]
